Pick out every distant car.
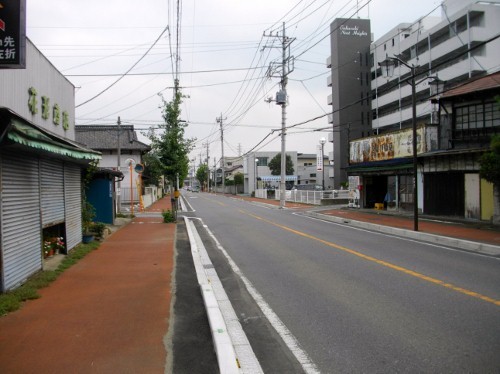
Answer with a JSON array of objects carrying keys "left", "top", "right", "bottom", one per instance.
[{"left": 192, "top": 186, "right": 200, "bottom": 192}]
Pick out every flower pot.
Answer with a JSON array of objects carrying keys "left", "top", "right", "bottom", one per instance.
[{"left": 82, "top": 234, "right": 94, "bottom": 244}]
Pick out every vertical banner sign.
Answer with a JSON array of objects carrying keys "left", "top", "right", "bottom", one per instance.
[
  {"left": 0, "top": 0, "right": 26, "bottom": 69},
  {"left": 316, "top": 144, "right": 323, "bottom": 171}
]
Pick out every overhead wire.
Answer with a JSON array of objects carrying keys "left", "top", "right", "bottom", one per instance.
[{"left": 75, "top": 26, "right": 169, "bottom": 108}]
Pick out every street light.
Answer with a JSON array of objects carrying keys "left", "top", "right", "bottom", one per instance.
[
  {"left": 378, "top": 57, "right": 446, "bottom": 232},
  {"left": 319, "top": 137, "right": 326, "bottom": 190}
]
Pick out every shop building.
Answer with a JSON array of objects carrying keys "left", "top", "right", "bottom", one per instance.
[{"left": 0, "top": 39, "right": 100, "bottom": 292}]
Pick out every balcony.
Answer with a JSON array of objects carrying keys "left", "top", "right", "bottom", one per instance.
[
  {"left": 327, "top": 74, "right": 332, "bottom": 87},
  {"left": 326, "top": 56, "right": 332, "bottom": 68},
  {"left": 327, "top": 94, "right": 333, "bottom": 106}
]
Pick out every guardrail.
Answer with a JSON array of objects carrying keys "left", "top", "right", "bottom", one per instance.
[{"left": 274, "top": 189, "right": 351, "bottom": 205}]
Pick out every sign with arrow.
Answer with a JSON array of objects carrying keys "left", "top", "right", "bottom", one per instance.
[{"left": 0, "top": 0, "right": 26, "bottom": 69}]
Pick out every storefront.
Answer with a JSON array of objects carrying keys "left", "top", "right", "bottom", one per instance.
[
  {"left": 0, "top": 39, "right": 100, "bottom": 292},
  {"left": 347, "top": 125, "right": 438, "bottom": 211}
]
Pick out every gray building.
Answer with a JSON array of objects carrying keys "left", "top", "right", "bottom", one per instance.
[{"left": 327, "top": 18, "right": 372, "bottom": 188}]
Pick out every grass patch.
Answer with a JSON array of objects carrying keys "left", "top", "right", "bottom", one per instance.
[
  {"left": 162, "top": 209, "right": 176, "bottom": 223},
  {"left": 0, "top": 241, "right": 100, "bottom": 317}
]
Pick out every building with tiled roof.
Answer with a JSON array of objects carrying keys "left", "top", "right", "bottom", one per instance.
[{"left": 75, "top": 125, "right": 151, "bottom": 211}]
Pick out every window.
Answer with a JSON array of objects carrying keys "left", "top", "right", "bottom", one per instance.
[
  {"left": 257, "top": 157, "right": 268, "bottom": 166},
  {"left": 455, "top": 101, "right": 500, "bottom": 132},
  {"left": 310, "top": 173, "right": 316, "bottom": 178},
  {"left": 392, "top": 38, "right": 395, "bottom": 47}
]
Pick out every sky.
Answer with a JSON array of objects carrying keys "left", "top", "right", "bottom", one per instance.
[{"left": 26, "top": 0, "right": 442, "bottom": 164}]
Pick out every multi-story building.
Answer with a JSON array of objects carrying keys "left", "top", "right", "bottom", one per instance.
[
  {"left": 243, "top": 151, "right": 298, "bottom": 194},
  {"left": 371, "top": 0, "right": 500, "bottom": 132},
  {"left": 327, "top": 18, "right": 372, "bottom": 189},
  {"left": 329, "top": 0, "right": 500, "bottom": 219},
  {"left": 296, "top": 153, "right": 332, "bottom": 189}
]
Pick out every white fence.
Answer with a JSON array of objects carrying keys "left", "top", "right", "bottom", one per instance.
[
  {"left": 273, "top": 189, "right": 350, "bottom": 205},
  {"left": 120, "top": 186, "right": 163, "bottom": 209}
]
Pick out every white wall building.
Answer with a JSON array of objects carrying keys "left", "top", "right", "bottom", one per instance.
[{"left": 371, "top": 0, "right": 500, "bottom": 131}]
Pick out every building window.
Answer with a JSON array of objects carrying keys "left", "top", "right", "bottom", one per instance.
[
  {"left": 454, "top": 101, "right": 500, "bottom": 134},
  {"left": 392, "top": 38, "right": 395, "bottom": 47},
  {"left": 257, "top": 157, "right": 268, "bottom": 166},
  {"left": 310, "top": 173, "right": 316, "bottom": 178}
]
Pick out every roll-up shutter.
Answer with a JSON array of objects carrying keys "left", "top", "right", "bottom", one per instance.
[
  {"left": 40, "top": 159, "right": 65, "bottom": 227},
  {"left": 1, "top": 154, "right": 42, "bottom": 291},
  {"left": 64, "top": 164, "right": 82, "bottom": 251}
]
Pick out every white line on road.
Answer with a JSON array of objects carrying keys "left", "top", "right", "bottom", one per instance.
[{"left": 203, "top": 223, "right": 321, "bottom": 374}]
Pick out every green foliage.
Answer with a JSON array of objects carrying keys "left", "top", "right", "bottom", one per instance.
[
  {"left": 146, "top": 88, "right": 195, "bottom": 186},
  {"left": 162, "top": 210, "right": 176, "bottom": 223},
  {"left": 142, "top": 151, "right": 165, "bottom": 187},
  {"left": 81, "top": 200, "right": 96, "bottom": 233},
  {"left": 479, "top": 135, "right": 500, "bottom": 184},
  {"left": 196, "top": 163, "right": 209, "bottom": 186},
  {"left": 234, "top": 172, "right": 244, "bottom": 185},
  {"left": 268, "top": 153, "right": 295, "bottom": 176},
  {"left": 0, "top": 241, "right": 99, "bottom": 317},
  {"left": 90, "top": 222, "right": 106, "bottom": 237}
]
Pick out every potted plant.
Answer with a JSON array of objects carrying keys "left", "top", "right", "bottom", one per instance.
[{"left": 82, "top": 200, "right": 96, "bottom": 243}]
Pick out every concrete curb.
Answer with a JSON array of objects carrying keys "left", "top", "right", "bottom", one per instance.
[
  {"left": 305, "top": 211, "right": 500, "bottom": 257},
  {"left": 184, "top": 217, "right": 264, "bottom": 374}
]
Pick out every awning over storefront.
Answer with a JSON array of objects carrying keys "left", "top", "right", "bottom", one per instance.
[
  {"left": 0, "top": 107, "right": 101, "bottom": 163},
  {"left": 259, "top": 175, "right": 297, "bottom": 182},
  {"left": 346, "top": 158, "right": 412, "bottom": 174}
]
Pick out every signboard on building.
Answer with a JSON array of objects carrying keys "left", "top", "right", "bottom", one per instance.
[
  {"left": 0, "top": 0, "right": 26, "bottom": 69},
  {"left": 349, "top": 126, "right": 438, "bottom": 163}
]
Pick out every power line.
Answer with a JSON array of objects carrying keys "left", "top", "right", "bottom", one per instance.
[{"left": 75, "top": 26, "right": 169, "bottom": 108}]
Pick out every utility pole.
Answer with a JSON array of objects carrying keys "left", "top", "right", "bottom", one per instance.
[
  {"left": 216, "top": 113, "right": 227, "bottom": 195},
  {"left": 264, "top": 22, "right": 295, "bottom": 209},
  {"left": 205, "top": 142, "right": 210, "bottom": 192},
  {"left": 117, "top": 116, "right": 121, "bottom": 213}
]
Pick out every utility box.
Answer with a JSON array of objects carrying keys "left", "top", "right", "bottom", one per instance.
[{"left": 276, "top": 90, "right": 287, "bottom": 105}]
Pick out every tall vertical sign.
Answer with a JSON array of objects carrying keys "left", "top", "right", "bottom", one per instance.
[
  {"left": 0, "top": 0, "right": 26, "bottom": 69},
  {"left": 316, "top": 145, "right": 323, "bottom": 171}
]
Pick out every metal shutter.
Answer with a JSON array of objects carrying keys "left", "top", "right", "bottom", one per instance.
[
  {"left": 40, "top": 159, "right": 65, "bottom": 227},
  {"left": 64, "top": 164, "right": 82, "bottom": 251},
  {"left": 1, "top": 154, "right": 42, "bottom": 291}
]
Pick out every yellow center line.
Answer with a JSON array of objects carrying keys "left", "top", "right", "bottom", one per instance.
[{"left": 241, "top": 210, "right": 500, "bottom": 307}]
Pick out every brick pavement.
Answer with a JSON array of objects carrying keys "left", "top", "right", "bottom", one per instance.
[{"left": 0, "top": 197, "right": 175, "bottom": 374}]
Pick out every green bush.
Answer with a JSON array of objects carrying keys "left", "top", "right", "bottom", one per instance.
[{"left": 162, "top": 209, "right": 176, "bottom": 223}]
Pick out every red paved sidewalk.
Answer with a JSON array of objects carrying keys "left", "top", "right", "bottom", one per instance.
[
  {"left": 0, "top": 197, "right": 175, "bottom": 374},
  {"left": 231, "top": 195, "right": 500, "bottom": 247},
  {"left": 320, "top": 208, "right": 500, "bottom": 247}
]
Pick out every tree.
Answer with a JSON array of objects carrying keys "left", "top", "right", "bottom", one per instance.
[
  {"left": 146, "top": 86, "right": 195, "bottom": 188},
  {"left": 268, "top": 153, "right": 294, "bottom": 176},
  {"left": 479, "top": 134, "right": 500, "bottom": 184},
  {"left": 234, "top": 172, "right": 244, "bottom": 186},
  {"left": 196, "top": 164, "right": 209, "bottom": 189},
  {"left": 480, "top": 134, "right": 500, "bottom": 223}
]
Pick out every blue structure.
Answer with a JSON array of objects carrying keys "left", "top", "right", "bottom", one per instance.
[{"left": 87, "top": 169, "right": 123, "bottom": 224}]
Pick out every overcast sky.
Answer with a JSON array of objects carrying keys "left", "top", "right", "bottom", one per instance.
[{"left": 26, "top": 0, "right": 442, "bottom": 163}]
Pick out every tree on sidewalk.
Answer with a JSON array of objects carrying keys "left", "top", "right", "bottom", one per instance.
[
  {"left": 196, "top": 164, "right": 209, "bottom": 191},
  {"left": 145, "top": 83, "right": 195, "bottom": 189},
  {"left": 479, "top": 134, "right": 500, "bottom": 223}
]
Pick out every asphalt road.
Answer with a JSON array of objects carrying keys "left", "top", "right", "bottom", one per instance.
[{"left": 183, "top": 192, "right": 500, "bottom": 373}]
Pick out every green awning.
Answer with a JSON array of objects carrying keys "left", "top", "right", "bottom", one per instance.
[{"left": 1, "top": 107, "right": 101, "bottom": 162}]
